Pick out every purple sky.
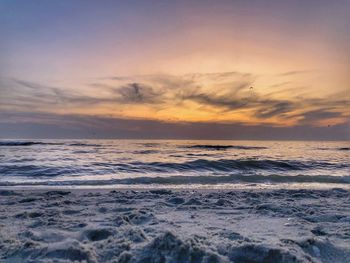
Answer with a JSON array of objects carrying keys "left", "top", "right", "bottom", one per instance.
[{"left": 0, "top": 0, "right": 349, "bottom": 139}]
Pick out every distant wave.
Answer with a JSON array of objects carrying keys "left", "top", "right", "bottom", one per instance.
[
  {"left": 68, "top": 143, "right": 101, "bottom": 147},
  {"left": 317, "top": 147, "right": 350, "bottom": 151},
  {"left": 0, "top": 141, "right": 100, "bottom": 147},
  {"left": 0, "top": 141, "right": 58, "bottom": 146},
  {"left": 184, "top": 145, "right": 267, "bottom": 150},
  {"left": 138, "top": 143, "right": 162, "bottom": 148},
  {"left": 1, "top": 174, "right": 349, "bottom": 187},
  {"left": 338, "top": 147, "right": 350, "bottom": 151},
  {"left": 133, "top": 150, "right": 158, "bottom": 154}
]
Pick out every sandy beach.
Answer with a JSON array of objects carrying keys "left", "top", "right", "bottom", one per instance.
[
  {"left": 1, "top": 188, "right": 349, "bottom": 262},
  {"left": 2, "top": 0, "right": 350, "bottom": 262}
]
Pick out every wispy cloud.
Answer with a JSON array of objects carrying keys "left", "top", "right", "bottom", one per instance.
[
  {"left": 112, "top": 83, "right": 165, "bottom": 104},
  {"left": 1, "top": 71, "right": 349, "bottom": 126}
]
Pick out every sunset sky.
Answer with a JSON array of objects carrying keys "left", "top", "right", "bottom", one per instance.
[{"left": 1, "top": 0, "right": 349, "bottom": 139}]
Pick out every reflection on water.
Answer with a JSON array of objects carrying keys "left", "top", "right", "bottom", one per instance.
[{"left": 0, "top": 140, "right": 349, "bottom": 188}]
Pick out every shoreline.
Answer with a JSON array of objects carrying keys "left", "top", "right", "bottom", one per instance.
[{"left": 1, "top": 188, "right": 350, "bottom": 262}]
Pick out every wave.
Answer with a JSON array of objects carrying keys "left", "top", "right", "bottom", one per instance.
[
  {"left": 0, "top": 141, "right": 101, "bottom": 147},
  {"left": 1, "top": 174, "right": 349, "bottom": 187},
  {"left": 185, "top": 145, "right": 267, "bottom": 150},
  {"left": 2, "top": 159, "right": 346, "bottom": 178},
  {"left": 0, "top": 164, "right": 94, "bottom": 177},
  {"left": 317, "top": 147, "right": 350, "bottom": 151},
  {"left": 68, "top": 143, "right": 101, "bottom": 147},
  {"left": 0, "top": 141, "right": 50, "bottom": 146},
  {"left": 338, "top": 147, "right": 350, "bottom": 151},
  {"left": 133, "top": 150, "right": 158, "bottom": 154},
  {"left": 119, "top": 159, "right": 347, "bottom": 173}
]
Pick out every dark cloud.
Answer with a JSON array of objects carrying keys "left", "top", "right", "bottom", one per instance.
[
  {"left": 113, "top": 83, "right": 164, "bottom": 104},
  {"left": 176, "top": 77, "right": 254, "bottom": 111},
  {"left": 0, "top": 111, "right": 348, "bottom": 140},
  {"left": 299, "top": 109, "right": 344, "bottom": 124},
  {"left": 254, "top": 101, "right": 296, "bottom": 119},
  {"left": 179, "top": 83, "right": 298, "bottom": 119},
  {"left": 303, "top": 98, "right": 350, "bottom": 109},
  {"left": 1, "top": 78, "right": 166, "bottom": 109},
  {"left": 181, "top": 92, "right": 249, "bottom": 110}
]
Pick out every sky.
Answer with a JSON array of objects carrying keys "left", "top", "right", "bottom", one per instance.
[{"left": 0, "top": 0, "right": 349, "bottom": 139}]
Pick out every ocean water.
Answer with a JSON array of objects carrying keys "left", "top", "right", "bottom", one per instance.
[{"left": 0, "top": 140, "right": 349, "bottom": 189}]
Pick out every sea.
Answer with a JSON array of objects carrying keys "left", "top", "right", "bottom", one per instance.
[{"left": 0, "top": 140, "right": 349, "bottom": 189}]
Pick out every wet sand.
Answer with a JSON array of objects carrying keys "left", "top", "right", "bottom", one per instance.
[{"left": 1, "top": 188, "right": 350, "bottom": 262}]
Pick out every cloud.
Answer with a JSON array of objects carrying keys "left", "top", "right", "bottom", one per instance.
[
  {"left": 183, "top": 92, "right": 249, "bottom": 109},
  {"left": 254, "top": 101, "right": 296, "bottom": 119},
  {"left": 2, "top": 79, "right": 103, "bottom": 107},
  {"left": 1, "top": 71, "right": 349, "bottom": 127},
  {"left": 278, "top": 70, "right": 314, "bottom": 76},
  {"left": 298, "top": 109, "right": 344, "bottom": 124},
  {"left": 112, "top": 82, "right": 164, "bottom": 104},
  {"left": 0, "top": 111, "right": 349, "bottom": 140}
]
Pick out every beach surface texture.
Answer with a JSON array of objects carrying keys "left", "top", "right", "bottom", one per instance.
[{"left": 1, "top": 188, "right": 349, "bottom": 262}]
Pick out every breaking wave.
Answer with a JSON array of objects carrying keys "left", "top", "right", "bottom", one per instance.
[
  {"left": 99, "top": 159, "right": 347, "bottom": 173},
  {"left": 0, "top": 159, "right": 347, "bottom": 178},
  {"left": 1, "top": 174, "right": 349, "bottom": 187}
]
